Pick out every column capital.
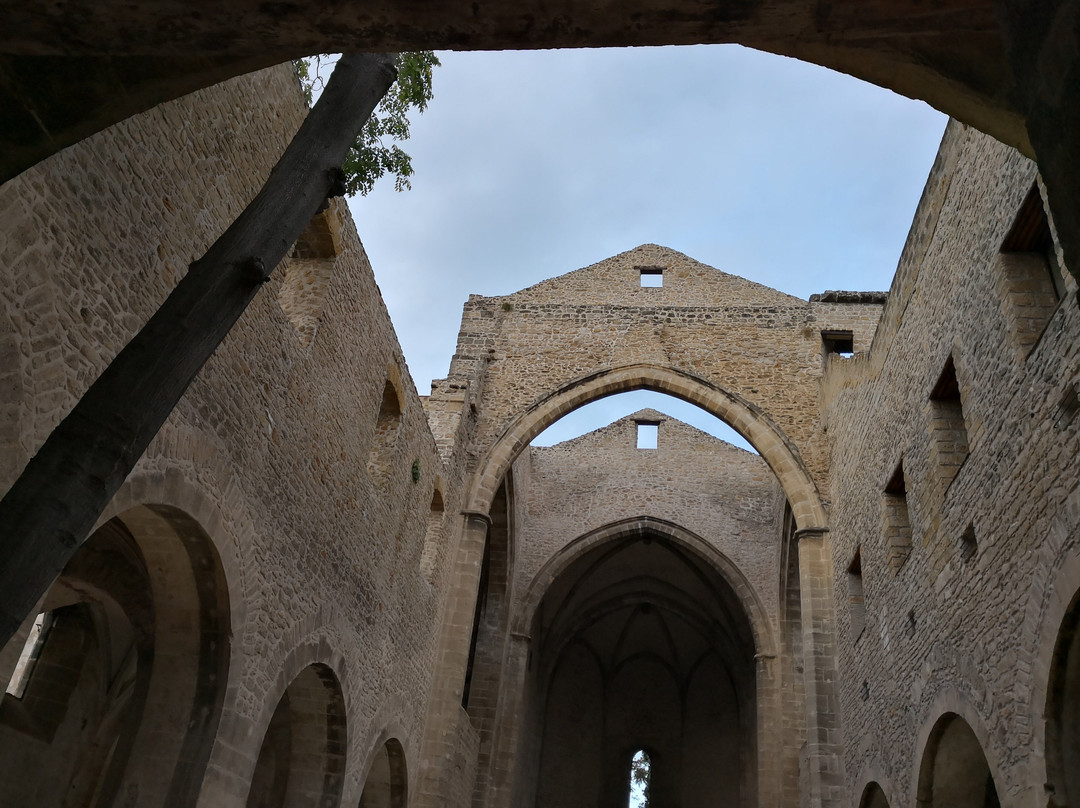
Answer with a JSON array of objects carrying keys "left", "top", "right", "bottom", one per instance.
[
  {"left": 794, "top": 526, "right": 830, "bottom": 542},
  {"left": 460, "top": 509, "right": 492, "bottom": 526}
]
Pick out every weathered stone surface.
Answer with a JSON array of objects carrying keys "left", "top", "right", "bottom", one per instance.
[{"left": 0, "top": 55, "right": 1078, "bottom": 808}]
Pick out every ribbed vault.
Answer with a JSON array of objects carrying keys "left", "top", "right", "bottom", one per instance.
[{"left": 528, "top": 527, "right": 758, "bottom": 808}]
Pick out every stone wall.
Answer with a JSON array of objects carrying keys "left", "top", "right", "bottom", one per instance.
[
  {"left": 2, "top": 47, "right": 1077, "bottom": 808},
  {"left": 0, "top": 64, "right": 473, "bottom": 807},
  {"left": 510, "top": 409, "right": 782, "bottom": 629},
  {"left": 435, "top": 243, "right": 887, "bottom": 531},
  {"left": 823, "top": 120, "right": 1080, "bottom": 806}
]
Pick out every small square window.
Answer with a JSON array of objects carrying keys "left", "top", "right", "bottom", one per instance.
[
  {"left": 639, "top": 268, "right": 663, "bottom": 288},
  {"left": 636, "top": 422, "right": 659, "bottom": 449},
  {"left": 822, "top": 330, "right": 855, "bottom": 357}
]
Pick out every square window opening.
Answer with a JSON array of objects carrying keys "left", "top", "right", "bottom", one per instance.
[
  {"left": 636, "top": 422, "right": 659, "bottom": 449},
  {"left": 639, "top": 267, "right": 663, "bottom": 288},
  {"left": 822, "top": 330, "right": 855, "bottom": 357}
]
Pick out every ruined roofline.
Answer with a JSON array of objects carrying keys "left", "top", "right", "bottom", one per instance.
[
  {"left": 809, "top": 291, "right": 889, "bottom": 304},
  {"left": 471, "top": 243, "right": 809, "bottom": 306}
]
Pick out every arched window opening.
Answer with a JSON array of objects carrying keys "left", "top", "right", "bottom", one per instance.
[
  {"left": 628, "top": 748, "right": 652, "bottom": 807},
  {"left": 279, "top": 205, "right": 343, "bottom": 347},
  {"left": 420, "top": 487, "right": 444, "bottom": 581},
  {"left": 532, "top": 390, "right": 756, "bottom": 453},
  {"left": 4, "top": 611, "right": 54, "bottom": 698},
  {"left": 368, "top": 376, "right": 404, "bottom": 491}
]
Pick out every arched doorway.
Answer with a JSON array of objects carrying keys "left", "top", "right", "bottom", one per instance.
[
  {"left": 246, "top": 663, "right": 347, "bottom": 808},
  {"left": 527, "top": 526, "right": 759, "bottom": 808},
  {"left": 916, "top": 713, "right": 1000, "bottom": 808},
  {"left": 1046, "top": 584, "right": 1080, "bottom": 807},
  {"left": 0, "top": 504, "right": 231, "bottom": 806}
]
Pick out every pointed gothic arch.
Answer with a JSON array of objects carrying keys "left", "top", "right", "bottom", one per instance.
[{"left": 467, "top": 363, "right": 826, "bottom": 530}]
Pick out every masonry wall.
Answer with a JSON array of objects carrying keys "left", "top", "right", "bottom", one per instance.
[
  {"left": 510, "top": 410, "right": 782, "bottom": 627},
  {"left": 823, "top": 120, "right": 1080, "bottom": 806},
  {"left": 0, "top": 64, "right": 473, "bottom": 807},
  {"left": 493, "top": 410, "right": 787, "bottom": 807},
  {"left": 435, "top": 243, "right": 887, "bottom": 516}
]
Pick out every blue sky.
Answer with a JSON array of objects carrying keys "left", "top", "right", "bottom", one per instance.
[{"left": 346, "top": 46, "right": 947, "bottom": 448}]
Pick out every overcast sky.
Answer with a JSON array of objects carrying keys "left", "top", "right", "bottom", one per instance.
[{"left": 346, "top": 46, "right": 947, "bottom": 448}]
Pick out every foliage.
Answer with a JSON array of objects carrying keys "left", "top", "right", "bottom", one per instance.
[
  {"left": 292, "top": 58, "right": 314, "bottom": 106},
  {"left": 629, "top": 749, "right": 651, "bottom": 808},
  {"left": 294, "top": 51, "right": 440, "bottom": 197}
]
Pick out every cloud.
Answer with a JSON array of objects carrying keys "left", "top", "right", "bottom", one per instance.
[{"left": 347, "top": 44, "right": 947, "bottom": 425}]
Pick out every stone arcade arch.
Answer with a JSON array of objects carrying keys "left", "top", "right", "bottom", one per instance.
[
  {"left": 358, "top": 737, "right": 408, "bottom": 808},
  {"left": 430, "top": 366, "right": 832, "bottom": 807},
  {"left": 518, "top": 519, "right": 767, "bottom": 808},
  {"left": 466, "top": 364, "right": 826, "bottom": 530},
  {"left": 0, "top": 503, "right": 231, "bottom": 807},
  {"left": 859, "top": 782, "right": 891, "bottom": 808},
  {"left": 915, "top": 713, "right": 1001, "bottom": 808},
  {"left": 1045, "top": 582, "right": 1080, "bottom": 807},
  {"left": 245, "top": 663, "right": 348, "bottom": 808}
]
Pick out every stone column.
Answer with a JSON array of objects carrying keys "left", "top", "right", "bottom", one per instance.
[
  {"left": 755, "top": 651, "right": 783, "bottom": 807},
  {"left": 994, "top": 0, "right": 1080, "bottom": 280},
  {"left": 477, "top": 631, "right": 531, "bottom": 808},
  {"left": 795, "top": 527, "right": 846, "bottom": 808},
  {"left": 415, "top": 511, "right": 490, "bottom": 808}
]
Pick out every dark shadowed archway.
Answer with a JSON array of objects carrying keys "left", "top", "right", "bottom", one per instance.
[
  {"left": 358, "top": 737, "right": 408, "bottom": 808},
  {"left": 0, "top": 503, "right": 231, "bottom": 807},
  {"left": 859, "top": 782, "right": 891, "bottom": 808},
  {"left": 246, "top": 663, "right": 348, "bottom": 808},
  {"left": 1046, "top": 584, "right": 1080, "bottom": 807},
  {"left": 916, "top": 713, "right": 1000, "bottom": 808},
  {"left": 523, "top": 523, "right": 761, "bottom": 808}
]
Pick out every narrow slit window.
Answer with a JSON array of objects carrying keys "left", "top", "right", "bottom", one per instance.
[
  {"left": 636, "top": 422, "right": 659, "bottom": 449},
  {"left": 6, "top": 612, "right": 54, "bottom": 698},
  {"left": 997, "top": 182, "right": 1066, "bottom": 356},
  {"left": 639, "top": 267, "right": 663, "bottom": 288},
  {"left": 628, "top": 749, "right": 652, "bottom": 807},
  {"left": 883, "top": 462, "right": 912, "bottom": 574},
  {"left": 928, "top": 355, "right": 969, "bottom": 494},
  {"left": 847, "top": 549, "right": 866, "bottom": 641},
  {"left": 960, "top": 522, "right": 978, "bottom": 561},
  {"left": 419, "top": 487, "right": 445, "bottom": 580},
  {"left": 367, "top": 375, "right": 404, "bottom": 490}
]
